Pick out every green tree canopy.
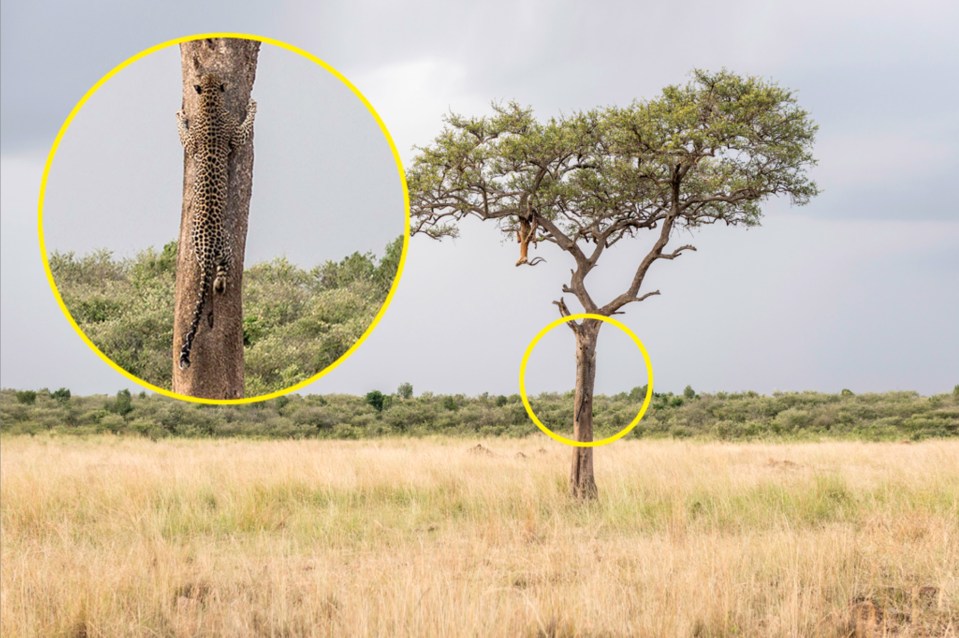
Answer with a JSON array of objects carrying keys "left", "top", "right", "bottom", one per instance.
[{"left": 409, "top": 69, "right": 818, "bottom": 315}]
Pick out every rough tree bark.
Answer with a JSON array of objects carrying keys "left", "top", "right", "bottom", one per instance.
[
  {"left": 570, "top": 318, "right": 601, "bottom": 499},
  {"left": 172, "top": 38, "right": 259, "bottom": 399}
]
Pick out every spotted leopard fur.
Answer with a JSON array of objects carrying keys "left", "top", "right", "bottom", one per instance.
[{"left": 176, "top": 73, "right": 256, "bottom": 370}]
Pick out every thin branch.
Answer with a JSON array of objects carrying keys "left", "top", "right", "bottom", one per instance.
[
  {"left": 609, "top": 290, "right": 661, "bottom": 314},
  {"left": 634, "top": 290, "right": 662, "bottom": 303},
  {"left": 661, "top": 244, "right": 697, "bottom": 259}
]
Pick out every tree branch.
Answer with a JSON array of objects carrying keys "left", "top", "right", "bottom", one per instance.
[
  {"left": 598, "top": 203, "right": 680, "bottom": 315},
  {"left": 534, "top": 212, "right": 584, "bottom": 262},
  {"left": 609, "top": 290, "right": 661, "bottom": 314},
  {"left": 662, "top": 244, "right": 697, "bottom": 259}
]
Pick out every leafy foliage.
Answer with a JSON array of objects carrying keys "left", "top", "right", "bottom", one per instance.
[
  {"left": 412, "top": 70, "right": 817, "bottom": 238},
  {"left": 110, "top": 389, "right": 133, "bottom": 416},
  {"left": 365, "top": 390, "right": 387, "bottom": 413},
  {"left": 2, "top": 387, "right": 955, "bottom": 442},
  {"left": 409, "top": 69, "right": 818, "bottom": 315},
  {"left": 50, "top": 237, "right": 402, "bottom": 395}
]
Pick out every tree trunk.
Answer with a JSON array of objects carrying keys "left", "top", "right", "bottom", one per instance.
[
  {"left": 570, "top": 318, "right": 601, "bottom": 499},
  {"left": 172, "top": 38, "right": 259, "bottom": 399}
]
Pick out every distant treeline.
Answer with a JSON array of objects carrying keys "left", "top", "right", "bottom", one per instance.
[
  {"left": 2, "top": 385, "right": 957, "bottom": 441},
  {"left": 49, "top": 238, "right": 402, "bottom": 395}
]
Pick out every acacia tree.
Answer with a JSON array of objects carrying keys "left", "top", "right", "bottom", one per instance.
[
  {"left": 172, "top": 38, "right": 259, "bottom": 399},
  {"left": 409, "top": 70, "right": 818, "bottom": 499}
]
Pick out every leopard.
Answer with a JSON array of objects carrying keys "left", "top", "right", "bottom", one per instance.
[{"left": 175, "top": 73, "right": 256, "bottom": 370}]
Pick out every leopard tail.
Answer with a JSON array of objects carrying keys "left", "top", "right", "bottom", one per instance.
[{"left": 178, "top": 267, "right": 213, "bottom": 370}]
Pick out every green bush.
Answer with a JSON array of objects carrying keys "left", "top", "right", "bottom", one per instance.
[
  {"left": 2, "top": 387, "right": 954, "bottom": 442},
  {"left": 50, "top": 237, "right": 402, "bottom": 396},
  {"left": 365, "top": 391, "right": 387, "bottom": 413}
]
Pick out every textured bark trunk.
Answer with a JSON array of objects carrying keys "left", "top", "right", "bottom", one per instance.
[
  {"left": 172, "top": 38, "right": 259, "bottom": 399},
  {"left": 570, "top": 319, "right": 600, "bottom": 499}
]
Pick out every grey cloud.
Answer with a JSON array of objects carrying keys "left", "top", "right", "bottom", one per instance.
[{"left": 1, "top": 0, "right": 957, "bottom": 398}]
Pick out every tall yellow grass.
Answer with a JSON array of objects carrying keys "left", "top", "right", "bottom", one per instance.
[{"left": 1, "top": 436, "right": 956, "bottom": 637}]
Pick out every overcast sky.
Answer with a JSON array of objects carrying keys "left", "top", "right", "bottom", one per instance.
[
  {"left": 1, "top": 0, "right": 957, "bottom": 399},
  {"left": 40, "top": 42, "right": 403, "bottom": 266}
]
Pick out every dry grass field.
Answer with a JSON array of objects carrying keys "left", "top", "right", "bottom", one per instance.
[{"left": 1, "top": 436, "right": 957, "bottom": 637}]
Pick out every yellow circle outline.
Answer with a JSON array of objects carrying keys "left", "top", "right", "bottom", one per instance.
[
  {"left": 37, "top": 32, "right": 410, "bottom": 405},
  {"left": 518, "top": 313, "right": 654, "bottom": 447}
]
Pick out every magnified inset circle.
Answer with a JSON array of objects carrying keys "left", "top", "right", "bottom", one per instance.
[{"left": 38, "top": 33, "right": 409, "bottom": 404}]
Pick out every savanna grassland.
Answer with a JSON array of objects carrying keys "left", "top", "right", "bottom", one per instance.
[{"left": 2, "top": 436, "right": 956, "bottom": 637}]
